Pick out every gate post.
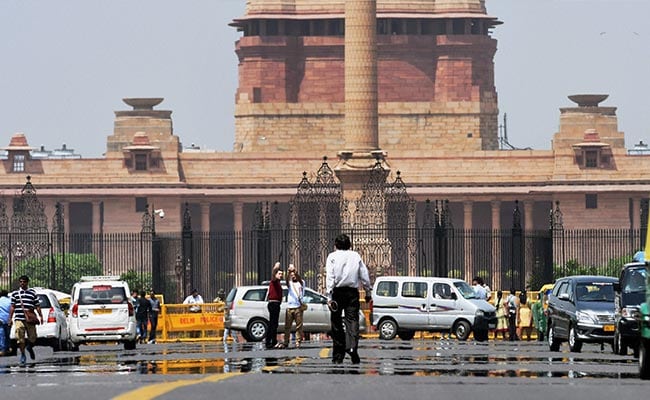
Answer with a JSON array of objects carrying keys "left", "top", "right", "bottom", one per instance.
[
  {"left": 550, "top": 201, "right": 564, "bottom": 280},
  {"left": 182, "top": 202, "right": 193, "bottom": 294}
]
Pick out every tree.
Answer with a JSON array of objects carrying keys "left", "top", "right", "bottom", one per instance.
[
  {"left": 13, "top": 253, "right": 102, "bottom": 292},
  {"left": 120, "top": 270, "right": 152, "bottom": 294}
]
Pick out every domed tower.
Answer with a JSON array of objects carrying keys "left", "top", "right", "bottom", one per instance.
[{"left": 230, "top": 0, "right": 501, "bottom": 154}]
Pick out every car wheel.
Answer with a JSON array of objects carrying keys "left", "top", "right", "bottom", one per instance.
[
  {"left": 640, "top": 339, "right": 650, "bottom": 380},
  {"left": 398, "top": 330, "right": 415, "bottom": 341},
  {"left": 69, "top": 341, "right": 80, "bottom": 352},
  {"left": 50, "top": 336, "right": 63, "bottom": 352},
  {"left": 568, "top": 326, "right": 582, "bottom": 353},
  {"left": 453, "top": 321, "right": 471, "bottom": 341},
  {"left": 548, "top": 325, "right": 561, "bottom": 352},
  {"left": 473, "top": 329, "right": 488, "bottom": 342},
  {"left": 634, "top": 344, "right": 640, "bottom": 358},
  {"left": 378, "top": 319, "right": 397, "bottom": 340},
  {"left": 247, "top": 319, "right": 268, "bottom": 342},
  {"left": 124, "top": 340, "right": 137, "bottom": 350},
  {"left": 614, "top": 329, "right": 627, "bottom": 355}
]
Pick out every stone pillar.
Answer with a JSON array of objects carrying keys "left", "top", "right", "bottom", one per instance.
[
  {"left": 491, "top": 200, "right": 501, "bottom": 290},
  {"left": 463, "top": 201, "right": 473, "bottom": 280},
  {"left": 523, "top": 200, "right": 534, "bottom": 231},
  {"left": 200, "top": 203, "right": 211, "bottom": 233},
  {"left": 60, "top": 201, "right": 70, "bottom": 235},
  {"left": 632, "top": 197, "right": 641, "bottom": 230},
  {"left": 233, "top": 202, "right": 244, "bottom": 287},
  {"left": 344, "top": 0, "right": 378, "bottom": 152},
  {"left": 92, "top": 201, "right": 102, "bottom": 235}
]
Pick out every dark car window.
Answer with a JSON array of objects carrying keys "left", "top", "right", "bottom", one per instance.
[
  {"left": 79, "top": 286, "right": 127, "bottom": 305},
  {"left": 376, "top": 281, "right": 398, "bottom": 297},
  {"left": 38, "top": 294, "right": 52, "bottom": 309},
  {"left": 623, "top": 269, "right": 647, "bottom": 293},
  {"left": 557, "top": 281, "right": 570, "bottom": 298},
  {"left": 243, "top": 289, "right": 267, "bottom": 301}
]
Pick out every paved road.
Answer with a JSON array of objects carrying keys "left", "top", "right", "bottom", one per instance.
[{"left": 0, "top": 338, "right": 646, "bottom": 399}]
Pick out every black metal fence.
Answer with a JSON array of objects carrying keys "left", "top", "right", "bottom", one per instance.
[{"left": 0, "top": 227, "right": 643, "bottom": 303}]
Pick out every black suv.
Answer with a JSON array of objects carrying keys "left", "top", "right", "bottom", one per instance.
[
  {"left": 613, "top": 262, "right": 647, "bottom": 357},
  {"left": 547, "top": 275, "right": 617, "bottom": 353}
]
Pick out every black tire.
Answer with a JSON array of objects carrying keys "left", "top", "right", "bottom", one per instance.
[
  {"left": 614, "top": 329, "right": 627, "bottom": 355},
  {"left": 50, "top": 336, "right": 63, "bottom": 352},
  {"left": 69, "top": 341, "right": 80, "bottom": 352},
  {"left": 474, "top": 329, "right": 489, "bottom": 342},
  {"left": 378, "top": 319, "right": 398, "bottom": 340},
  {"left": 568, "top": 326, "right": 583, "bottom": 353},
  {"left": 124, "top": 340, "right": 137, "bottom": 350},
  {"left": 246, "top": 319, "right": 268, "bottom": 342},
  {"left": 397, "top": 330, "right": 415, "bottom": 341},
  {"left": 640, "top": 340, "right": 650, "bottom": 380},
  {"left": 9, "top": 339, "right": 17, "bottom": 356},
  {"left": 453, "top": 320, "right": 471, "bottom": 341},
  {"left": 634, "top": 344, "right": 640, "bottom": 358},
  {"left": 548, "top": 325, "right": 561, "bottom": 352}
]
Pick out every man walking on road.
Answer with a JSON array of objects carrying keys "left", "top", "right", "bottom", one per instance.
[
  {"left": 326, "top": 234, "right": 372, "bottom": 364},
  {"left": 8, "top": 275, "right": 43, "bottom": 365}
]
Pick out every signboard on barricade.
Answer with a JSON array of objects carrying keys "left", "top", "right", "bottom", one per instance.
[
  {"left": 165, "top": 313, "right": 223, "bottom": 331},
  {"left": 159, "top": 302, "right": 225, "bottom": 340}
]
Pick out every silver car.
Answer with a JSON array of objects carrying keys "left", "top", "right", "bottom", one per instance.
[{"left": 224, "top": 284, "right": 367, "bottom": 342}]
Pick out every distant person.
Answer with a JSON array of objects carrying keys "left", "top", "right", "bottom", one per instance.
[
  {"left": 326, "top": 234, "right": 372, "bottom": 364},
  {"left": 148, "top": 291, "right": 161, "bottom": 344},
  {"left": 516, "top": 291, "right": 533, "bottom": 341},
  {"left": 267, "top": 263, "right": 283, "bottom": 349},
  {"left": 8, "top": 276, "right": 43, "bottom": 365},
  {"left": 480, "top": 277, "right": 492, "bottom": 302},
  {"left": 183, "top": 289, "right": 204, "bottom": 339},
  {"left": 472, "top": 277, "right": 487, "bottom": 300},
  {"left": 506, "top": 288, "right": 519, "bottom": 341},
  {"left": 136, "top": 290, "right": 151, "bottom": 344},
  {"left": 0, "top": 289, "right": 11, "bottom": 355},
  {"left": 493, "top": 290, "right": 508, "bottom": 340},
  {"left": 279, "top": 268, "right": 305, "bottom": 349},
  {"left": 531, "top": 292, "right": 547, "bottom": 342}
]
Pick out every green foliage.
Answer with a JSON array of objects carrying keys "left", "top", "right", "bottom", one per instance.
[
  {"left": 119, "top": 270, "right": 152, "bottom": 294},
  {"left": 13, "top": 253, "right": 102, "bottom": 292},
  {"left": 553, "top": 257, "right": 623, "bottom": 280}
]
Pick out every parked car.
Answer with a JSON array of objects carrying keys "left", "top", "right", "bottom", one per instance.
[
  {"left": 547, "top": 275, "right": 617, "bottom": 353},
  {"left": 67, "top": 276, "right": 137, "bottom": 351},
  {"left": 613, "top": 262, "right": 646, "bottom": 356},
  {"left": 224, "top": 284, "right": 367, "bottom": 342},
  {"left": 370, "top": 276, "right": 496, "bottom": 341},
  {"left": 639, "top": 270, "right": 650, "bottom": 379},
  {"left": 9, "top": 287, "right": 70, "bottom": 353}
]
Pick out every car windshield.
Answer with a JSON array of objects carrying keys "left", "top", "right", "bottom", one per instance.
[
  {"left": 454, "top": 281, "right": 477, "bottom": 299},
  {"left": 623, "top": 269, "right": 647, "bottom": 293},
  {"left": 575, "top": 282, "right": 615, "bottom": 302},
  {"left": 79, "top": 286, "right": 127, "bottom": 305}
]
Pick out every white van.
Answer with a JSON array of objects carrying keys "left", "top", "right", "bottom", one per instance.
[{"left": 370, "top": 276, "right": 497, "bottom": 341}]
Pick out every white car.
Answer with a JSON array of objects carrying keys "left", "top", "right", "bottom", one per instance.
[
  {"left": 67, "top": 276, "right": 137, "bottom": 351},
  {"left": 10, "top": 287, "right": 70, "bottom": 352},
  {"left": 224, "top": 284, "right": 367, "bottom": 342}
]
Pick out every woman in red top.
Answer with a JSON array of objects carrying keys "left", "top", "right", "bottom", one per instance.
[{"left": 266, "top": 263, "right": 283, "bottom": 349}]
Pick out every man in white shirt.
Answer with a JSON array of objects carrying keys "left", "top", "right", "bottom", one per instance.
[
  {"left": 326, "top": 234, "right": 372, "bottom": 365},
  {"left": 183, "top": 289, "right": 204, "bottom": 313}
]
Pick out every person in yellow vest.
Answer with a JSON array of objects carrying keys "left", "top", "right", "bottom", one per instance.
[{"left": 516, "top": 290, "right": 533, "bottom": 341}]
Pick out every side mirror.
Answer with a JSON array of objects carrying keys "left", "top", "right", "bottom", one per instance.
[
  {"left": 451, "top": 292, "right": 458, "bottom": 300},
  {"left": 558, "top": 293, "right": 570, "bottom": 301}
]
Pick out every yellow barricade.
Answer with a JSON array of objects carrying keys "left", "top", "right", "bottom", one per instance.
[{"left": 157, "top": 302, "right": 225, "bottom": 342}]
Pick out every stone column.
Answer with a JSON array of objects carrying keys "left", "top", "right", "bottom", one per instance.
[
  {"left": 491, "top": 200, "right": 501, "bottom": 290},
  {"left": 92, "top": 201, "right": 102, "bottom": 235},
  {"left": 632, "top": 197, "right": 641, "bottom": 230},
  {"left": 344, "top": 0, "right": 378, "bottom": 152},
  {"left": 463, "top": 201, "right": 473, "bottom": 279},
  {"left": 233, "top": 202, "right": 244, "bottom": 287},
  {"left": 523, "top": 200, "right": 534, "bottom": 231},
  {"left": 200, "top": 203, "right": 211, "bottom": 233}
]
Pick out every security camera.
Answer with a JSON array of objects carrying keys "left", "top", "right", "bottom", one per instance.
[{"left": 154, "top": 209, "right": 165, "bottom": 219}]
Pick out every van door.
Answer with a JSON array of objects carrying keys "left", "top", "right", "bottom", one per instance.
[
  {"left": 397, "top": 281, "right": 430, "bottom": 329},
  {"left": 429, "top": 282, "right": 458, "bottom": 329}
]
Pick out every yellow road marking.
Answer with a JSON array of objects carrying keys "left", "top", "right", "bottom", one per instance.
[
  {"left": 112, "top": 372, "right": 243, "bottom": 400},
  {"left": 319, "top": 348, "right": 330, "bottom": 359}
]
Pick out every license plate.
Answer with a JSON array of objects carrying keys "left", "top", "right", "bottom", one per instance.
[
  {"left": 603, "top": 325, "right": 615, "bottom": 332},
  {"left": 93, "top": 309, "right": 112, "bottom": 315}
]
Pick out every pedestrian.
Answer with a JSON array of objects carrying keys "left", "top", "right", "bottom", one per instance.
[
  {"left": 278, "top": 268, "right": 305, "bottom": 349},
  {"left": 506, "top": 288, "right": 519, "bottom": 341},
  {"left": 266, "top": 263, "right": 283, "bottom": 349},
  {"left": 183, "top": 289, "right": 204, "bottom": 339},
  {"left": 148, "top": 291, "right": 161, "bottom": 344},
  {"left": 472, "top": 277, "right": 487, "bottom": 300},
  {"left": 480, "top": 278, "right": 492, "bottom": 302},
  {"left": 326, "top": 234, "right": 372, "bottom": 364},
  {"left": 531, "top": 291, "right": 547, "bottom": 342},
  {"left": 493, "top": 290, "right": 508, "bottom": 340},
  {"left": 516, "top": 290, "right": 533, "bottom": 341},
  {"left": 136, "top": 290, "right": 151, "bottom": 344},
  {"left": 0, "top": 289, "right": 11, "bottom": 355},
  {"left": 8, "top": 275, "right": 43, "bottom": 365}
]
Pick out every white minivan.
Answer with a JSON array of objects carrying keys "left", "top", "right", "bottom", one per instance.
[{"left": 370, "top": 276, "right": 497, "bottom": 341}]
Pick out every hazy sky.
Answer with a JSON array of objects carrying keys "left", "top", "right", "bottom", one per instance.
[{"left": 1, "top": 0, "right": 649, "bottom": 157}]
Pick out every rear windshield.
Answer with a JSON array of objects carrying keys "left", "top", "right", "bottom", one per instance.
[
  {"left": 79, "top": 286, "right": 127, "bottom": 305},
  {"left": 226, "top": 288, "right": 238, "bottom": 303},
  {"left": 37, "top": 294, "right": 52, "bottom": 309}
]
